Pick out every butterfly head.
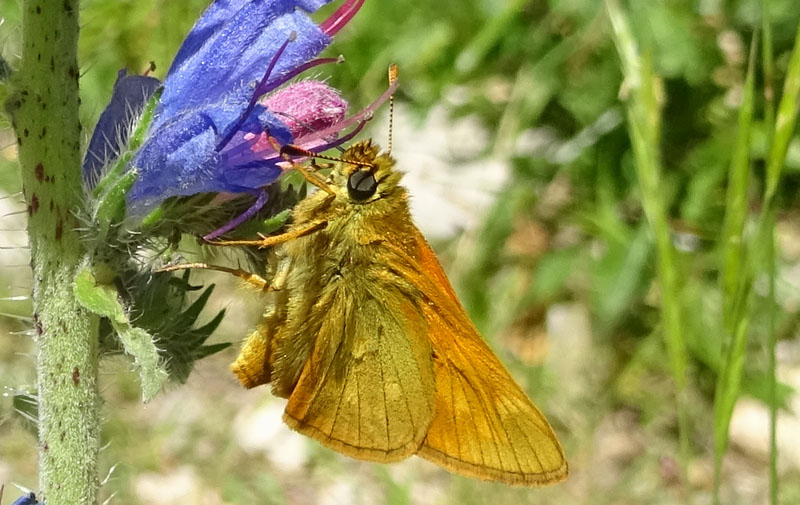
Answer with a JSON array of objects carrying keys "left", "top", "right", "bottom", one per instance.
[{"left": 332, "top": 139, "right": 403, "bottom": 204}]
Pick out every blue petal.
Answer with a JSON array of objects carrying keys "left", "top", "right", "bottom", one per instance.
[
  {"left": 128, "top": 112, "right": 221, "bottom": 213},
  {"left": 128, "top": 105, "right": 293, "bottom": 213},
  {"left": 82, "top": 70, "right": 160, "bottom": 187},
  {"left": 219, "top": 160, "right": 283, "bottom": 191},
  {"left": 10, "top": 493, "right": 40, "bottom": 505},
  {"left": 156, "top": 1, "right": 333, "bottom": 127},
  {"left": 169, "top": 0, "right": 329, "bottom": 73}
]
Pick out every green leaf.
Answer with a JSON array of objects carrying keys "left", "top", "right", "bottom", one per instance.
[
  {"left": 12, "top": 391, "right": 38, "bottom": 435},
  {"left": 260, "top": 208, "right": 292, "bottom": 235},
  {"left": 115, "top": 326, "right": 168, "bottom": 401},
  {"left": 74, "top": 266, "right": 167, "bottom": 402},
  {"left": 73, "top": 267, "right": 127, "bottom": 324}
]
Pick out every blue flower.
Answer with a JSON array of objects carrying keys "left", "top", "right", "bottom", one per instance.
[
  {"left": 83, "top": 0, "right": 369, "bottom": 216},
  {"left": 9, "top": 493, "right": 40, "bottom": 505}
]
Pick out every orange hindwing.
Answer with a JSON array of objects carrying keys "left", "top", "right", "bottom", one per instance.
[{"left": 387, "top": 230, "right": 568, "bottom": 486}]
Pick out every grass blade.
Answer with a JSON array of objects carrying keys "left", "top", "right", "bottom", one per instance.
[
  {"left": 713, "top": 33, "right": 758, "bottom": 504},
  {"left": 761, "top": 8, "right": 800, "bottom": 505},
  {"left": 764, "top": 23, "right": 800, "bottom": 203},
  {"left": 605, "top": 0, "right": 689, "bottom": 480},
  {"left": 761, "top": 4, "right": 777, "bottom": 504}
]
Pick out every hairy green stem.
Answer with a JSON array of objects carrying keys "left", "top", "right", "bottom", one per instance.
[{"left": 6, "top": 1, "right": 100, "bottom": 504}]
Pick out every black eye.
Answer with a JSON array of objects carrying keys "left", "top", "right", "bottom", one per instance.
[{"left": 347, "top": 170, "right": 377, "bottom": 201}]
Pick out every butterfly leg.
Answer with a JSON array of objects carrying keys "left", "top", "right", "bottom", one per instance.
[
  {"left": 156, "top": 262, "right": 273, "bottom": 291},
  {"left": 205, "top": 220, "right": 326, "bottom": 249}
]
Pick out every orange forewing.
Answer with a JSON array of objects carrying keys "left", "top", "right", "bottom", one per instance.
[{"left": 387, "top": 230, "right": 568, "bottom": 486}]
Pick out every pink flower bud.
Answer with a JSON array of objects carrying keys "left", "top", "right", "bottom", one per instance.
[{"left": 262, "top": 81, "right": 348, "bottom": 139}]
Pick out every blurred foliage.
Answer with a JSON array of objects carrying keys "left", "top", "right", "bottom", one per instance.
[{"left": 2, "top": 0, "right": 800, "bottom": 504}]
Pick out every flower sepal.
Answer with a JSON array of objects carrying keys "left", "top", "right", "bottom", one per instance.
[{"left": 90, "top": 88, "right": 161, "bottom": 244}]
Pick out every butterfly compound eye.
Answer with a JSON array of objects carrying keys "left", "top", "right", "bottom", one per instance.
[{"left": 347, "top": 170, "right": 377, "bottom": 201}]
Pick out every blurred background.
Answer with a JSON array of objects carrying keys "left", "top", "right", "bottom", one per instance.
[{"left": 2, "top": 0, "right": 800, "bottom": 504}]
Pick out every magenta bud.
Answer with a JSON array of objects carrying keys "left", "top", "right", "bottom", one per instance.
[{"left": 262, "top": 81, "right": 348, "bottom": 140}]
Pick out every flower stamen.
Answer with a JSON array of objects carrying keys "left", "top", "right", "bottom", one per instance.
[
  {"left": 202, "top": 190, "right": 270, "bottom": 241},
  {"left": 259, "top": 55, "right": 344, "bottom": 95},
  {"left": 216, "top": 33, "right": 296, "bottom": 152},
  {"left": 296, "top": 76, "right": 398, "bottom": 148}
]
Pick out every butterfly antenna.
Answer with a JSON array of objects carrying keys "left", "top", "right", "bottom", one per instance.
[
  {"left": 274, "top": 111, "right": 347, "bottom": 153},
  {"left": 281, "top": 145, "right": 375, "bottom": 169},
  {"left": 387, "top": 64, "right": 398, "bottom": 155}
]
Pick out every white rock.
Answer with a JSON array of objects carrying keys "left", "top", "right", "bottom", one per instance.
[
  {"left": 133, "top": 466, "right": 199, "bottom": 505},
  {"left": 232, "top": 400, "right": 309, "bottom": 473},
  {"left": 729, "top": 397, "right": 800, "bottom": 471}
]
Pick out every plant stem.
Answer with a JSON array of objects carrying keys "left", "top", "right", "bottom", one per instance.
[
  {"left": 6, "top": 1, "right": 100, "bottom": 504},
  {"left": 606, "top": 0, "right": 690, "bottom": 486},
  {"left": 761, "top": 4, "right": 778, "bottom": 504}
]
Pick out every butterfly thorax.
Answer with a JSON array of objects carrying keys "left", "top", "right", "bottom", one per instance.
[{"left": 285, "top": 139, "right": 417, "bottom": 267}]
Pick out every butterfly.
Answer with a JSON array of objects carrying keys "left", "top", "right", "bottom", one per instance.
[{"left": 165, "top": 135, "right": 568, "bottom": 486}]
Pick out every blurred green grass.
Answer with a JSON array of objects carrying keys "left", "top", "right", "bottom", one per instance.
[{"left": 2, "top": 0, "right": 800, "bottom": 504}]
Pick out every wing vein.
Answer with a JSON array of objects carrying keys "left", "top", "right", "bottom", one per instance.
[
  {"left": 328, "top": 306, "right": 350, "bottom": 437},
  {"left": 456, "top": 369, "right": 485, "bottom": 466},
  {"left": 356, "top": 360, "right": 361, "bottom": 447},
  {"left": 451, "top": 366, "right": 461, "bottom": 459},
  {"left": 451, "top": 357, "right": 513, "bottom": 472},
  {"left": 496, "top": 392, "right": 541, "bottom": 473},
  {"left": 391, "top": 342, "right": 416, "bottom": 436},
  {"left": 330, "top": 363, "right": 350, "bottom": 437},
  {"left": 379, "top": 349, "right": 390, "bottom": 449},
  {"left": 505, "top": 395, "right": 548, "bottom": 472}
]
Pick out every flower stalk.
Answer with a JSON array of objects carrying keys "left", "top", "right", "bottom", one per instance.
[{"left": 6, "top": 1, "right": 100, "bottom": 504}]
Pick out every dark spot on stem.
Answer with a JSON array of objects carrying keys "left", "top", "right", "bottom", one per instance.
[
  {"left": 72, "top": 367, "right": 80, "bottom": 386},
  {"left": 40, "top": 127, "right": 46, "bottom": 139},
  {"left": 35, "top": 162, "right": 44, "bottom": 181},
  {"left": 34, "top": 313, "right": 43, "bottom": 335},
  {"left": 43, "top": 442, "right": 49, "bottom": 451},
  {"left": 23, "top": 128, "right": 29, "bottom": 137},
  {"left": 29, "top": 194, "right": 39, "bottom": 215},
  {"left": 60, "top": 432, "right": 65, "bottom": 441},
  {"left": 49, "top": 199, "right": 54, "bottom": 210},
  {"left": 35, "top": 6, "right": 41, "bottom": 14},
  {"left": 55, "top": 219, "right": 63, "bottom": 240},
  {"left": 50, "top": 57, "right": 54, "bottom": 72}
]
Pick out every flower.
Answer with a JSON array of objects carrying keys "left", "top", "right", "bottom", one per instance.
[{"left": 83, "top": 0, "right": 373, "bottom": 217}]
